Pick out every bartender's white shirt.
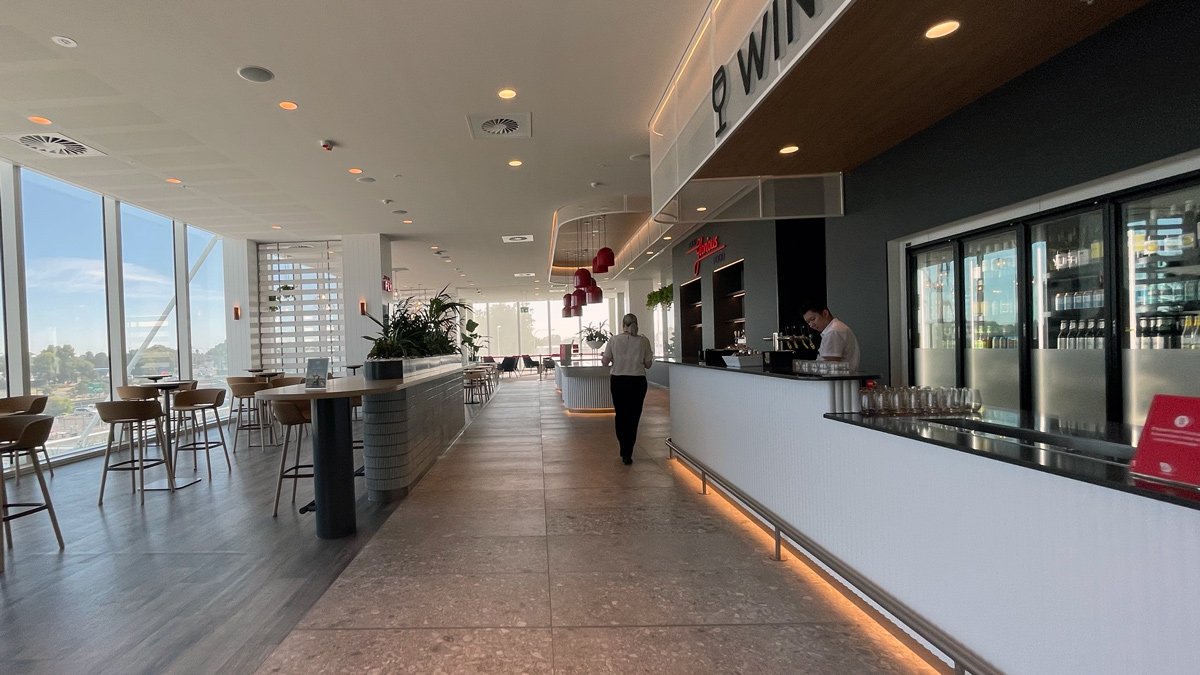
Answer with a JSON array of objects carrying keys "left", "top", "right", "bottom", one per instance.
[{"left": 818, "top": 318, "right": 860, "bottom": 371}]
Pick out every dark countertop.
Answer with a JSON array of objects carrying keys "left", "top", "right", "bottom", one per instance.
[
  {"left": 657, "top": 358, "right": 877, "bottom": 382},
  {"left": 825, "top": 409, "right": 1200, "bottom": 511}
]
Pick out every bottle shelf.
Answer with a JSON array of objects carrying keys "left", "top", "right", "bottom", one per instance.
[
  {"left": 1046, "top": 261, "right": 1105, "bottom": 282},
  {"left": 1048, "top": 308, "right": 1106, "bottom": 319}
]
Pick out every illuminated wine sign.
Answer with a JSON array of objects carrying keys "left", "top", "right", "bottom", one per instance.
[{"left": 688, "top": 236, "right": 726, "bottom": 276}]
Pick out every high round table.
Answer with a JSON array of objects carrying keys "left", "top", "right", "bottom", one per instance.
[{"left": 256, "top": 376, "right": 407, "bottom": 538}]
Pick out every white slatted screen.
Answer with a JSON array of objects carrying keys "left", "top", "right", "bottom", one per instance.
[{"left": 257, "top": 241, "right": 343, "bottom": 373}]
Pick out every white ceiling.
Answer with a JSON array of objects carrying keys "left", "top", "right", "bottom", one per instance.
[{"left": 0, "top": 1, "right": 709, "bottom": 296}]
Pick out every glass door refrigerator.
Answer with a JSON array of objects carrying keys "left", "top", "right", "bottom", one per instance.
[
  {"left": 962, "top": 229, "right": 1020, "bottom": 410},
  {"left": 1029, "top": 207, "right": 1109, "bottom": 426},
  {"left": 910, "top": 244, "right": 957, "bottom": 388},
  {"left": 1120, "top": 183, "right": 1200, "bottom": 428}
]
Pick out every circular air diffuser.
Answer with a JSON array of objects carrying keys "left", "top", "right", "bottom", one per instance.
[{"left": 480, "top": 118, "right": 520, "bottom": 135}]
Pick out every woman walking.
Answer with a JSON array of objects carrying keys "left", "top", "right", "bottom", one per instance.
[{"left": 601, "top": 313, "right": 654, "bottom": 464}]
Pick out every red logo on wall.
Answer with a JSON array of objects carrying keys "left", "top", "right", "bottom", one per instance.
[
  {"left": 382, "top": 275, "right": 393, "bottom": 293},
  {"left": 687, "top": 236, "right": 726, "bottom": 276}
]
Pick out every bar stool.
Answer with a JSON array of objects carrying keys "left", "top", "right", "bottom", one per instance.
[
  {"left": 228, "top": 382, "right": 271, "bottom": 453},
  {"left": 172, "top": 389, "right": 231, "bottom": 480},
  {"left": 115, "top": 385, "right": 161, "bottom": 457},
  {"left": 270, "top": 400, "right": 313, "bottom": 517},
  {"left": 96, "top": 400, "right": 172, "bottom": 505},
  {"left": 0, "top": 415, "right": 61, "bottom": 574},
  {"left": 0, "top": 395, "right": 50, "bottom": 484}
]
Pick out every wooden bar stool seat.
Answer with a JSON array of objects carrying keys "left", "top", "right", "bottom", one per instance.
[
  {"left": 0, "top": 395, "right": 50, "bottom": 484},
  {"left": 0, "top": 415, "right": 61, "bottom": 574},
  {"left": 228, "top": 382, "right": 272, "bottom": 453},
  {"left": 270, "top": 400, "right": 313, "bottom": 517},
  {"left": 172, "top": 389, "right": 231, "bottom": 480},
  {"left": 96, "top": 400, "right": 172, "bottom": 505}
]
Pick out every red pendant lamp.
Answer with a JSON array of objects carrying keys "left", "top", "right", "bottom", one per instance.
[
  {"left": 571, "top": 287, "right": 587, "bottom": 307},
  {"left": 592, "top": 254, "right": 608, "bottom": 274},
  {"left": 597, "top": 246, "right": 615, "bottom": 267},
  {"left": 586, "top": 281, "right": 603, "bottom": 303},
  {"left": 561, "top": 306, "right": 572, "bottom": 318},
  {"left": 562, "top": 292, "right": 573, "bottom": 308},
  {"left": 570, "top": 304, "right": 582, "bottom": 317},
  {"left": 573, "top": 267, "right": 592, "bottom": 289}
]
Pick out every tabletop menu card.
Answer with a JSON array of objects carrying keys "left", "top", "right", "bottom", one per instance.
[
  {"left": 1130, "top": 394, "right": 1200, "bottom": 501},
  {"left": 305, "top": 357, "right": 329, "bottom": 389}
]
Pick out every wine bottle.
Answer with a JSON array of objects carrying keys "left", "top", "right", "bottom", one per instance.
[
  {"left": 1096, "top": 319, "right": 1106, "bottom": 351},
  {"left": 1056, "top": 320, "right": 1068, "bottom": 350},
  {"left": 1084, "top": 320, "right": 1096, "bottom": 350}
]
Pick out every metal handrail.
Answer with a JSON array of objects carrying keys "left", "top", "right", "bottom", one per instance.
[{"left": 666, "top": 437, "right": 999, "bottom": 675}]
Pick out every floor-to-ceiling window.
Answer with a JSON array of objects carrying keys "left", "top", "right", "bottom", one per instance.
[
  {"left": 20, "top": 169, "right": 110, "bottom": 455},
  {"left": 520, "top": 301, "right": 550, "bottom": 355},
  {"left": 488, "top": 302, "right": 520, "bottom": 356},
  {"left": 188, "top": 227, "right": 227, "bottom": 391},
  {"left": 121, "top": 203, "right": 179, "bottom": 379}
]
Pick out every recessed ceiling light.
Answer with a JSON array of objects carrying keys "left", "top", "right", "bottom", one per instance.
[
  {"left": 514, "top": 273, "right": 536, "bottom": 277},
  {"left": 779, "top": 144, "right": 800, "bottom": 155},
  {"left": 391, "top": 209, "right": 408, "bottom": 215},
  {"left": 508, "top": 159, "right": 523, "bottom": 167},
  {"left": 645, "top": 251, "right": 654, "bottom": 256},
  {"left": 501, "top": 235, "right": 533, "bottom": 243},
  {"left": 51, "top": 36, "right": 78, "bottom": 48},
  {"left": 403, "top": 219, "right": 413, "bottom": 224},
  {"left": 628, "top": 266, "right": 635, "bottom": 271},
  {"left": 629, "top": 153, "right": 650, "bottom": 161},
  {"left": 165, "top": 177, "right": 183, "bottom": 184},
  {"left": 356, "top": 176, "right": 376, "bottom": 183},
  {"left": 431, "top": 246, "right": 439, "bottom": 250},
  {"left": 278, "top": 101, "right": 298, "bottom": 111},
  {"left": 271, "top": 224, "right": 282, "bottom": 230},
  {"left": 348, "top": 168, "right": 363, "bottom": 174},
  {"left": 27, "top": 116, "right": 53, "bottom": 125},
  {"left": 444, "top": 259, "right": 453, "bottom": 263},
  {"left": 237, "top": 65, "right": 275, "bottom": 83},
  {"left": 696, "top": 206, "right": 707, "bottom": 212},
  {"left": 663, "top": 236, "right": 673, "bottom": 240},
  {"left": 925, "top": 20, "right": 960, "bottom": 39},
  {"left": 459, "top": 273, "right": 466, "bottom": 277},
  {"left": 498, "top": 88, "right": 517, "bottom": 100}
]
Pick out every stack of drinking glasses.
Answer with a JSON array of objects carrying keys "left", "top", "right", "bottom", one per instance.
[{"left": 859, "top": 385, "right": 981, "bottom": 416}]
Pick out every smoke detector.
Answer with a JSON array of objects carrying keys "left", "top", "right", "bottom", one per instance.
[
  {"left": 467, "top": 112, "right": 532, "bottom": 139},
  {"left": 3, "top": 133, "right": 106, "bottom": 157}
]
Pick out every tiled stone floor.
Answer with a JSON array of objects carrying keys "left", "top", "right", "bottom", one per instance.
[{"left": 257, "top": 375, "right": 939, "bottom": 674}]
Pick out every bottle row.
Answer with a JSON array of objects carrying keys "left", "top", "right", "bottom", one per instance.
[
  {"left": 1134, "top": 316, "right": 1200, "bottom": 350},
  {"left": 1055, "top": 320, "right": 1106, "bottom": 350},
  {"left": 1053, "top": 289, "right": 1105, "bottom": 311},
  {"left": 1134, "top": 279, "right": 1200, "bottom": 313}
]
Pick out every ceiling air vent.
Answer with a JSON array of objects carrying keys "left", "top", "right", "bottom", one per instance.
[
  {"left": 2, "top": 133, "right": 106, "bottom": 157},
  {"left": 467, "top": 112, "right": 532, "bottom": 139}
]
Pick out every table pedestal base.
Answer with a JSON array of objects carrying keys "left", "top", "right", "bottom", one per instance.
[{"left": 311, "top": 397, "right": 356, "bottom": 538}]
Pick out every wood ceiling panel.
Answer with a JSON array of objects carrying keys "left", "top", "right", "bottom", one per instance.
[{"left": 697, "top": 0, "right": 1152, "bottom": 179}]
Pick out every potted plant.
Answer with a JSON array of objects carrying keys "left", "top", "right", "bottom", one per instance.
[
  {"left": 580, "top": 322, "right": 611, "bottom": 350},
  {"left": 646, "top": 284, "right": 673, "bottom": 311},
  {"left": 460, "top": 318, "right": 488, "bottom": 361},
  {"left": 362, "top": 286, "right": 468, "bottom": 379}
]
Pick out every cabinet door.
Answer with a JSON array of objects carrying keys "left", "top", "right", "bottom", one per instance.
[
  {"left": 963, "top": 229, "right": 1019, "bottom": 409},
  {"left": 1121, "top": 185, "right": 1200, "bottom": 427},
  {"left": 910, "top": 245, "right": 956, "bottom": 387},
  {"left": 1030, "top": 208, "right": 1107, "bottom": 425}
]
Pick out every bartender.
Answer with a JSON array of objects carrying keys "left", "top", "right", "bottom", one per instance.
[{"left": 801, "top": 303, "right": 861, "bottom": 371}]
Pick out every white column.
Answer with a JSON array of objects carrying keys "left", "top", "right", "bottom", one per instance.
[
  {"left": 0, "top": 161, "right": 28, "bottom": 394},
  {"left": 223, "top": 239, "right": 256, "bottom": 371},
  {"left": 173, "top": 221, "right": 192, "bottom": 379},
  {"left": 342, "top": 234, "right": 391, "bottom": 367},
  {"left": 102, "top": 196, "right": 127, "bottom": 391}
]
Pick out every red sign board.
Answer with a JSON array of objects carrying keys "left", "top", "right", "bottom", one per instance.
[
  {"left": 1130, "top": 394, "right": 1200, "bottom": 501},
  {"left": 687, "top": 236, "right": 726, "bottom": 276},
  {"left": 382, "top": 275, "right": 393, "bottom": 293}
]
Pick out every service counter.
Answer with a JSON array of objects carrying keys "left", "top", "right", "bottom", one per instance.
[
  {"left": 557, "top": 365, "right": 613, "bottom": 411},
  {"left": 666, "top": 360, "right": 1200, "bottom": 674}
]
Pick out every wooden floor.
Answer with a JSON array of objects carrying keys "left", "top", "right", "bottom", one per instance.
[{"left": 0, "top": 402, "right": 483, "bottom": 674}]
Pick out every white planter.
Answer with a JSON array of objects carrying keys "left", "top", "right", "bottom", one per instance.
[{"left": 586, "top": 339, "right": 606, "bottom": 350}]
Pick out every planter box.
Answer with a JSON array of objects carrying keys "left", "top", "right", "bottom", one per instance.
[{"left": 363, "top": 354, "right": 461, "bottom": 380}]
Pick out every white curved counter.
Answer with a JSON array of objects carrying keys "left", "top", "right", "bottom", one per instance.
[{"left": 559, "top": 365, "right": 612, "bottom": 411}]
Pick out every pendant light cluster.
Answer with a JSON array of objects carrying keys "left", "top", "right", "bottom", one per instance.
[{"left": 561, "top": 217, "right": 609, "bottom": 317}]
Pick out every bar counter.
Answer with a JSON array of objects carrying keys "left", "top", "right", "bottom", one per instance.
[{"left": 665, "top": 360, "right": 1200, "bottom": 674}]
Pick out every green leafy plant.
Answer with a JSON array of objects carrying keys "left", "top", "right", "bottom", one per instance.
[
  {"left": 580, "top": 321, "right": 612, "bottom": 345},
  {"left": 646, "top": 284, "right": 673, "bottom": 311},
  {"left": 363, "top": 286, "right": 469, "bottom": 359},
  {"left": 459, "top": 318, "right": 489, "bottom": 359}
]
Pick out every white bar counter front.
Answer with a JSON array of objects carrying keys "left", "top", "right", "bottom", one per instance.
[
  {"left": 666, "top": 360, "right": 1200, "bottom": 674},
  {"left": 558, "top": 364, "right": 613, "bottom": 411}
]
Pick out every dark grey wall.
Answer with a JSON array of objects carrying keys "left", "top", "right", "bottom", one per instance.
[
  {"left": 671, "top": 219, "right": 778, "bottom": 359},
  {"left": 826, "top": 0, "right": 1200, "bottom": 378}
]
